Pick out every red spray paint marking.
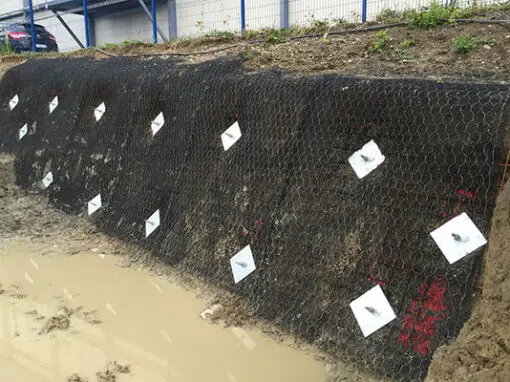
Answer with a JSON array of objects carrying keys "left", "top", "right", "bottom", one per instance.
[
  {"left": 367, "top": 273, "right": 388, "bottom": 286},
  {"left": 458, "top": 189, "right": 476, "bottom": 201},
  {"left": 399, "top": 278, "right": 447, "bottom": 356},
  {"left": 360, "top": 122, "right": 375, "bottom": 130},
  {"left": 440, "top": 189, "right": 477, "bottom": 218},
  {"left": 241, "top": 219, "right": 262, "bottom": 238}
]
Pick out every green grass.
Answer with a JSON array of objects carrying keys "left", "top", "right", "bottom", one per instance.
[
  {"left": 265, "top": 28, "right": 286, "bottom": 44},
  {"left": 405, "top": 2, "right": 464, "bottom": 28},
  {"left": 120, "top": 39, "right": 145, "bottom": 46},
  {"left": 0, "top": 37, "right": 13, "bottom": 54},
  {"left": 22, "top": 51, "right": 37, "bottom": 58},
  {"left": 260, "top": 18, "right": 356, "bottom": 39},
  {"left": 203, "top": 30, "right": 236, "bottom": 38},
  {"left": 452, "top": 35, "right": 487, "bottom": 53},
  {"left": 242, "top": 30, "right": 260, "bottom": 40},
  {"left": 99, "top": 42, "right": 118, "bottom": 49},
  {"left": 311, "top": 19, "right": 330, "bottom": 29},
  {"left": 393, "top": 37, "right": 414, "bottom": 61},
  {"left": 399, "top": 37, "right": 415, "bottom": 49},
  {"left": 376, "top": 9, "right": 404, "bottom": 24},
  {"left": 369, "top": 29, "right": 389, "bottom": 53},
  {"left": 240, "top": 51, "right": 255, "bottom": 60},
  {"left": 373, "top": 2, "right": 510, "bottom": 29},
  {"left": 98, "top": 40, "right": 146, "bottom": 49}
]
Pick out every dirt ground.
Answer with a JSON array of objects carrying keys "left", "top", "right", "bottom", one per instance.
[
  {"left": 254, "top": 24, "right": 510, "bottom": 80},
  {"left": 72, "top": 22, "right": 510, "bottom": 82},
  {"left": 4, "top": 21, "right": 510, "bottom": 82},
  {"left": 1, "top": 18, "right": 510, "bottom": 381},
  {"left": 425, "top": 180, "right": 510, "bottom": 382}
]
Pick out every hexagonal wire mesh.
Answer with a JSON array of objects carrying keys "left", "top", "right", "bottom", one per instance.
[{"left": 0, "top": 57, "right": 508, "bottom": 381}]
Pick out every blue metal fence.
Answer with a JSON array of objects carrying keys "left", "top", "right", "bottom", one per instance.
[
  {"left": 20, "top": 0, "right": 509, "bottom": 51},
  {"left": 151, "top": 0, "right": 158, "bottom": 43},
  {"left": 82, "top": 0, "right": 90, "bottom": 48},
  {"left": 28, "top": 0, "right": 37, "bottom": 51}
]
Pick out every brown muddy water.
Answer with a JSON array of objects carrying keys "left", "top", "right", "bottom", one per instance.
[{"left": 0, "top": 240, "right": 328, "bottom": 382}]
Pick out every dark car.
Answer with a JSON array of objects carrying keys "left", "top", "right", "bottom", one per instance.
[{"left": 0, "top": 23, "right": 58, "bottom": 53}]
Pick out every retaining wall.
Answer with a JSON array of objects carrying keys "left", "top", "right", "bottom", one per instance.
[{"left": 0, "top": 57, "right": 508, "bottom": 380}]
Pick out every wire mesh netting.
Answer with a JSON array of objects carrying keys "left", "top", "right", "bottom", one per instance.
[{"left": 0, "top": 57, "right": 508, "bottom": 381}]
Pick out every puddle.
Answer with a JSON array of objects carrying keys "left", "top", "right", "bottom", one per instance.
[{"left": 0, "top": 239, "right": 328, "bottom": 382}]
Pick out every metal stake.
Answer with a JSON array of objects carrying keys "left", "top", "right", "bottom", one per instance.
[
  {"left": 451, "top": 233, "right": 462, "bottom": 241},
  {"left": 365, "top": 306, "right": 380, "bottom": 316}
]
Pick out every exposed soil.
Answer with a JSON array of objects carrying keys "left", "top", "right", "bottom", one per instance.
[
  {"left": 247, "top": 24, "right": 510, "bottom": 81},
  {"left": 76, "top": 22, "right": 510, "bottom": 83},
  {"left": 0, "top": 55, "right": 25, "bottom": 79},
  {"left": 3, "top": 22, "right": 510, "bottom": 83},
  {"left": 425, "top": 180, "right": 510, "bottom": 382}
]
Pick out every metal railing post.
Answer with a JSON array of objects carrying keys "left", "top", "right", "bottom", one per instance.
[
  {"left": 136, "top": 0, "right": 168, "bottom": 42},
  {"left": 280, "top": 0, "right": 289, "bottom": 29},
  {"left": 151, "top": 0, "right": 157, "bottom": 43},
  {"left": 240, "top": 0, "right": 246, "bottom": 31},
  {"left": 28, "top": 0, "right": 36, "bottom": 52},
  {"left": 83, "top": 0, "right": 90, "bottom": 47},
  {"left": 362, "top": 0, "right": 367, "bottom": 23},
  {"left": 168, "top": 0, "right": 177, "bottom": 39}
]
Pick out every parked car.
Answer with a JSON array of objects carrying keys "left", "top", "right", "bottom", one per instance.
[{"left": 0, "top": 23, "right": 58, "bottom": 53}]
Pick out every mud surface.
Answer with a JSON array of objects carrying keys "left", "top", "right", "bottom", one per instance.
[
  {"left": 426, "top": 180, "right": 510, "bottom": 382},
  {"left": 0, "top": 154, "right": 331, "bottom": 382}
]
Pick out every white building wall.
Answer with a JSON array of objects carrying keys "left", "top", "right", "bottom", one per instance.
[
  {"left": 365, "top": 0, "right": 429, "bottom": 20},
  {"left": 175, "top": 0, "right": 239, "bottom": 37},
  {"left": 288, "top": 0, "right": 363, "bottom": 24},
  {"left": 94, "top": 4, "right": 169, "bottom": 45},
  {"left": 35, "top": 10, "right": 86, "bottom": 52},
  {"left": 0, "top": 0, "right": 23, "bottom": 15},
  {"left": 244, "top": 0, "right": 279, "bottom": 30}
]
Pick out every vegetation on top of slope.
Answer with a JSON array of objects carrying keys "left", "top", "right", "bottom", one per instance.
[
  {"left": 452, "top": 35, "right": 488, "bottom": 53},
  {"left": 91, "top": 2, "right": 510, "bottom": 47}
]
